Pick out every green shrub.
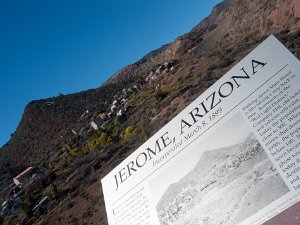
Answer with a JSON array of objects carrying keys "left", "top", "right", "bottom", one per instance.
[
  {"left": 48, "top": 161, "right": 54, "bottom": 169},
  {"left": 20, "top": 187, "right": 36, "bottom": 217},
  {"left": 134, "top": 127, "right": 149, "bottom": 141},
  {"left": 123, "top": 126, "right": 135, "bottom": 140},
  {"left": 50, "top": 183, "right": 60, "bottom": 200},
  {"left": 63, "top": 158, "right": 70, "bottom": 168},
  {"left": 20, "top": 202, "right": 33, "bottom": 217},
  {"left": 155, "top": 89, "right": 169, "bottom": 102},
  {"left": 97, "top": 132, "right": 109, "bottom": 145}
]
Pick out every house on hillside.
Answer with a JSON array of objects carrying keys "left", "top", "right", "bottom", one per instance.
[
  {"left": 112, "top": 99, "right": 121, "bottom": 107},
  {"left": 90, "top": 117, "right": 104, "bottom": 130},
  {"left": 13, "top": 167, "right": 33, "bottom": 187},
  {"left": 101, "top": 120, "right": 111, "bottom": 130},
  {"left": 31, "top": 172, "right": 44, "bottom": 183},
  {"left": 98, "top": 113, "right": 107, "bottom": 120},
  {"left": 80, "top": 110, "right": 90, "bottom": 121},
  {"left": 11, "top": 184, "right": 22, "bottom": 198},
  {"left": 121, "top": 97, "right": 129, "bottom": 104},
  {"left": 117, "top": 108, "right": 127, "bottom": 117},
  {"left": 111, "top": 105, "right": 118, "bottom": 113},
  {"left": 1, "top": 200, "right": 12, "bottom": 215},
  {"left": 61, "top": 147, "right": 69, "bottom": 153},
  {"left": 1, "top": 197, "right": 20, "bottom": 216},
  {"left": 107, "top": 112, "right": 113, "bottom": 118}
]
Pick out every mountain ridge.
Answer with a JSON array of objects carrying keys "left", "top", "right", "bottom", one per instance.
[{"left": 2, "top": 0, "right": 300, "bottom": 168}]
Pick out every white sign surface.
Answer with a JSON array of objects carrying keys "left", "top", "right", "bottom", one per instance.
[{"left": 102, "top": 35, "right": 300, "bottom": 225}]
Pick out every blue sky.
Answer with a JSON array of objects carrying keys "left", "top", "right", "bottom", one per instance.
[{"left": 0, "top": 0, "right": 221, "bottom": 148}]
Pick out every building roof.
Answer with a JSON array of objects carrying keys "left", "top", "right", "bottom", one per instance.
[
  {"left": 14, "top": 167, "right": 33, "bottom": 180},
  {"left": 2, "top": 201, "right": 8, "bottom": 207},
  {"left": 32, "top": 196, "right": 48, "bottom": 211}
]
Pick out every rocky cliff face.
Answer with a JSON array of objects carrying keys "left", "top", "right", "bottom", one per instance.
[
  {"left": 0, "top": 83, "right": 126, "bottom": 167},
  {"left": 1, "top": 0, "right": 300, "bottom": 224}
]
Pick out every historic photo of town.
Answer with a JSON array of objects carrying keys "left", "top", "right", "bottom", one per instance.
[{"left": 150, "top": 113, "right": 290, "bottom": 225}]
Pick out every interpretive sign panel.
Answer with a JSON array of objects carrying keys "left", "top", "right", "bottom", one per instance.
[{"left": 101, "top": 35, "right": 300, "bottom": 225}]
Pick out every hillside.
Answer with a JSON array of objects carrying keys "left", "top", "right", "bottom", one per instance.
[{"left": 1, "top": 0, "right": 300, "bottom": 224}]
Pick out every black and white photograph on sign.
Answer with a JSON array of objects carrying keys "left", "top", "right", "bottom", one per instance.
[{"left": 150, "top": 113, "right": 290, "bottom": 225}]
